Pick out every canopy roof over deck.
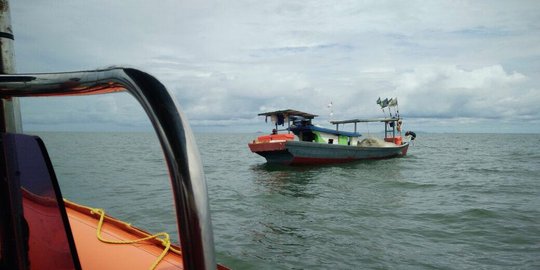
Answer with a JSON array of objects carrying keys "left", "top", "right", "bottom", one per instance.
[
  {"left": 330, "top": 117, "right": 401, "bottom": 125},
  {"left": 258, "top": 109, "right": 318, "bottom": 119}
]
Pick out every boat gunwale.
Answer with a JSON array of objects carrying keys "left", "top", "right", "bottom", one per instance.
[{"left": 285, "top": 139, "right": 409, "bottom": 150}]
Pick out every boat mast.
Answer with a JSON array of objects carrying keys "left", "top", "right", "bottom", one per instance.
[{"left": 0, "top": 0, "right": 22, "bottom": 133}]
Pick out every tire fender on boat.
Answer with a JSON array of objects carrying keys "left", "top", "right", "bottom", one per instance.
[{"left": 405, "top": 131, "right": 416, "bottom": 140}]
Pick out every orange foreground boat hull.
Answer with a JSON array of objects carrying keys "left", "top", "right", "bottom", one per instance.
[{"left": 65, "top": 201, "right": 184, "bottom": 270}]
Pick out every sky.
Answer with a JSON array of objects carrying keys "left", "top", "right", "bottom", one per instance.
[{"left": 10, "top": 0, "right": 540, "bottom": 133}]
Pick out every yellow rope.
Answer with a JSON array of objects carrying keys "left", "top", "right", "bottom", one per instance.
[
  {"left": 90, "top": 208, "right": 176, "bottom": 269},
  {"left": 63, "top": 199, "right": 181, "bottom": 270}
]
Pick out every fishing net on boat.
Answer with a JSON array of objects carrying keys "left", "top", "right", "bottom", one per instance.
[{"left": 357, "top": 137, "right": 396, "bottom": 147}]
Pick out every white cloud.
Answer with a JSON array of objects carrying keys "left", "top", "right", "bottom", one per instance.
[
  {"left": 11, "top": 0, "right": 540, "bottom": 133},
  {"left": 392, "top": 65, "right": 535, "bottom": 121}
]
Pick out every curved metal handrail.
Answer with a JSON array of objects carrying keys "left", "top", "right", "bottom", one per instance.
[{"left": 0, "top": 67, "right": 216, "bottom": 270}]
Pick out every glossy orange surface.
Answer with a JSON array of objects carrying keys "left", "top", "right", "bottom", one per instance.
[{"left": 65, "top": 201, "right": 183, "bottom": 270}]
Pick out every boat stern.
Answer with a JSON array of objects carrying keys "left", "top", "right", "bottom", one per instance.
[
  {"left": 251, "top": 133, "right": 295, "bottom": 144},
  {"left": 248, "top": 133, "right": 294, "bottom": 152},
  {"left": 248, "top": 134, "right": 296, "bottom": 164}
]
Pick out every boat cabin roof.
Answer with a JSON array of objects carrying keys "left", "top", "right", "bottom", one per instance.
[
  {"left": 330, "top": 117, "right": 401, "bottom": 125},
  {"left": 258, "top": 109, "right": 317, "bottom": 119}
]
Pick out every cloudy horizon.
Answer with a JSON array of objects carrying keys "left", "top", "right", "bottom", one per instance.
[{"left": 11, "top": 1, "right": 540, "bottom": 133}]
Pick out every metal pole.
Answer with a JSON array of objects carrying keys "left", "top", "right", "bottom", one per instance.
[
  {"left": 0, "top": 0, "right": 22, "bottom": 132},
  {"left": 0, "top": 68, "right": 218, "bottom": 270}
]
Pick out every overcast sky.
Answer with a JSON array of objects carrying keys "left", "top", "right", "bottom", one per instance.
[{"left": 10, "top": 1, "right": 540, "bottom": 133}]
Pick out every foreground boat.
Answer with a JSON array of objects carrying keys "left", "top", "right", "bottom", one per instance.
[
  {"left": 248, "top": 108, "right": 410, "bottom": 165},
  {"left": 1, "top": 71, "right": 229, "bottom": 270},
  {"left": 0, "top": 3, "right": 226, "bottom": 269}
]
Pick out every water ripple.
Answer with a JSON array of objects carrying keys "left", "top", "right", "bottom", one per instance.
[{"left": 36, "top": 132, "right": 540, "bottom": 270}]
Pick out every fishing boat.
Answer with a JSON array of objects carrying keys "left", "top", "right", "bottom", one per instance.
[
  {"left": 0, "top": 2, "right": 227, "bottom": 270},
  {"left": 248, "top": 104, "right": 412, "bottom": 165}
]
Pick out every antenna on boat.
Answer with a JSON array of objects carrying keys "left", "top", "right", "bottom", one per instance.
[
  {"left": 394, "top": 97, "right": 400, "bottom": 118},
  {"left": 327, "top": 101, "right": 333, "bottom": 122},
  {"left": 0, "top": 0, "right": 22, "bottom": 133},
  {"left": 388, "top": 97, "right": 398, "bottom": 118}
]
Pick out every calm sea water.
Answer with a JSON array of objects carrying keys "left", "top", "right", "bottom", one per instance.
[{"left": 35, "top": 132, "right": 540, "bottom": 269}]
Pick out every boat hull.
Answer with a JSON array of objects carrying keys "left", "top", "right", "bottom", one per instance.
[
  {"left": 248, "top": 141, "right": 409, "bottom": 165},
  {"left": 64, "top": 200, "right": 184, "bottom": 270}
]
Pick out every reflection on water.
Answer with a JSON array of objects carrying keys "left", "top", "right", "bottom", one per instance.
[
  {"left": 247, "top": 158, "right": 416, "bottom": 268},
  {"left": 250, "top": 164, "right": 325, "bottom": 199}
]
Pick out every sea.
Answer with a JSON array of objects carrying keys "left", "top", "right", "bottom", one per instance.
[{"left": 34, "top": 132, "right": 540, "bottom": 270}]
